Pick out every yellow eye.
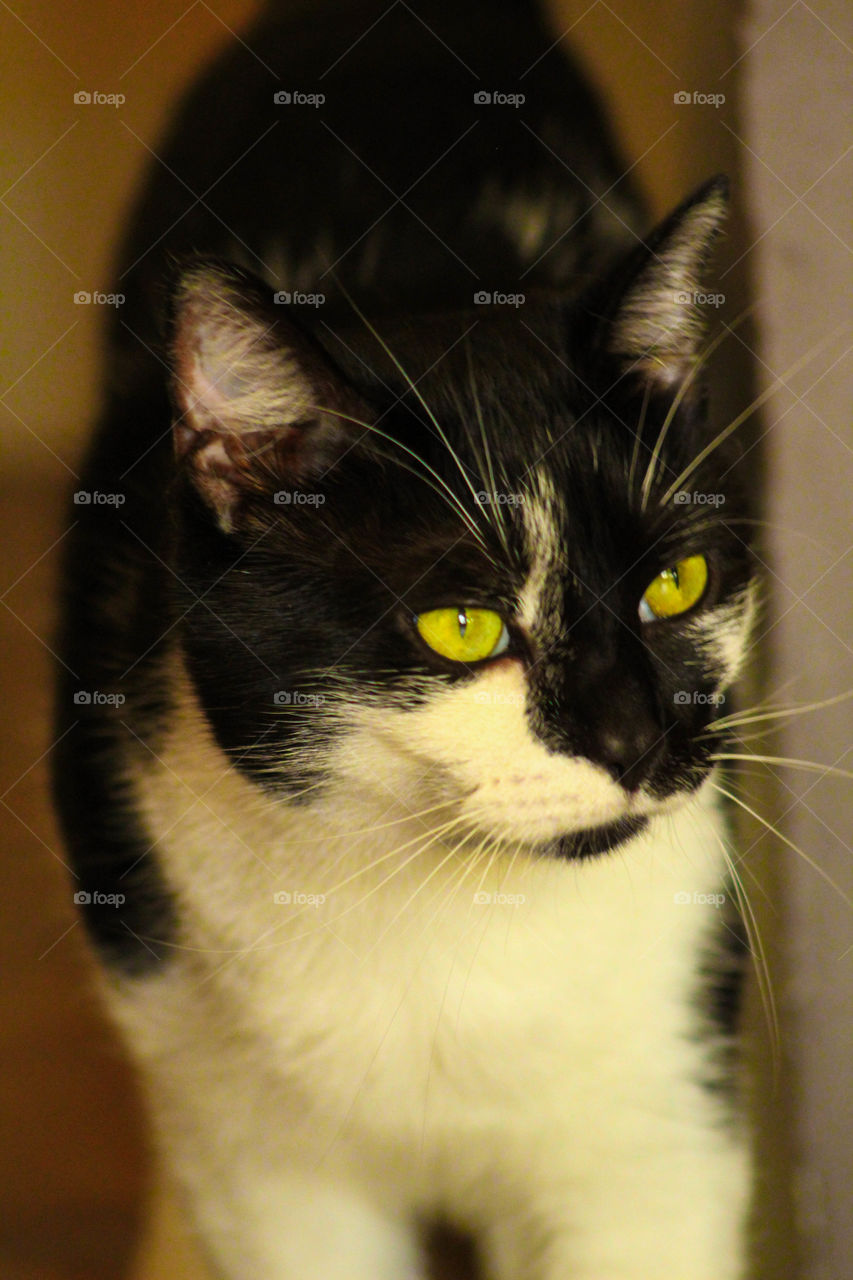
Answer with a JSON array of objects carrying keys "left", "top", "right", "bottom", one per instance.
[
  {"left": 640, "top": 554, "right": 709, "bottom": 621},
  {"left": 415, "top": 607, "right": 509, "bottom": 663}
]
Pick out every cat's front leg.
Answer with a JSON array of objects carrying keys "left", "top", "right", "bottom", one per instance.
[
  {"left": 480, "top": 1134, "right": 750, "bottom": 1280},
  {"left": 185, "top": 1169, "right": 425, "bottom": 1280}
]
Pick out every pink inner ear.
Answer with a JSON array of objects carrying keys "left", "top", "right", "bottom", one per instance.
[
  {"left": 170, "top": 267, "right": 319, "bottom": 441},
  {"left": 176, "top": 340, "right": 241, "bottom": 435},
  {"left": 168, "top": 264, "right": 369, "bottom": 531},
  {"left": 607, "top": 183, "right": 727, "bottom": 391}
]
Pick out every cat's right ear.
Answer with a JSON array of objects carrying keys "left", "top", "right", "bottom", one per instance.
[
  {"left": 596, "top": 176, "right": 729, "bottom": 393},
  {"left": 167, "top": 262, "right": 368, "bottom": 533}
]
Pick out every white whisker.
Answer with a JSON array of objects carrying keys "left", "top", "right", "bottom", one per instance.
[
  {"left": 641, "top": 308, "right": 751, "bottom": 510},
  {"left": 711, "top": 780, "right": 853, "bottom": 910},
  {"left": 659, "top": 326, "right": 846, "bottom": 508},
  {"left": 711, "top": 753, "right": 853, "bottom": 781}
]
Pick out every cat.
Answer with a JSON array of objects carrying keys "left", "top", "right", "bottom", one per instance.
[{"left": 53, "top": 1, "right": 758, "bottom": 1276}]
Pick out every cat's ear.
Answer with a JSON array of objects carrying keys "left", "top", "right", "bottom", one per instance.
[
  {"left": 168, "top": 262, "right": 367, "bottom": 532},
  {"left": 604, "top": 176, "right": 728, "bottom": 391}
]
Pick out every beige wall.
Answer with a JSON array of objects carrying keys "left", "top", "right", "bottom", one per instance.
[{"left": 741, "top": 2, "right": 853, "bottom": 1276}]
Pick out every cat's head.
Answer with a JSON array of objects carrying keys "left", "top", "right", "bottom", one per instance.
[{"left": 166, "top": 178, "right": 756, "bottom": 859}]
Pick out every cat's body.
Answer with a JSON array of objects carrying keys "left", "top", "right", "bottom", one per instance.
[{"left": 54, "top": 1, "right": 756, "bottom": 1276}]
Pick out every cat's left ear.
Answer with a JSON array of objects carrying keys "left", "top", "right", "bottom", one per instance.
[
  {"left": 167, "top": 261, "right": 369, "bottom": 532},
  {"left": 600, "top": 176, "right": 729, "bottom": 391}
]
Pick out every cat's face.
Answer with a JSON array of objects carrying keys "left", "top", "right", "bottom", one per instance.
[{"left": 168, "top": 180, "right": 756, "bottom": 859}]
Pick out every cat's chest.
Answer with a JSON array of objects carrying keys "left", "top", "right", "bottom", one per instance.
[{"left": 128, "top": 715, "right": 728, "bottom": 1134}]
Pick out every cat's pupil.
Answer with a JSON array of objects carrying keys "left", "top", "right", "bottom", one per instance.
[{"left": 457, "top": 608, "right": 468, "bottom": 637}]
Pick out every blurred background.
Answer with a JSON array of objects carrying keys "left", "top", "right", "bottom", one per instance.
[{"left": 1, "top": 1, "right": 849, "bottom": 1277}]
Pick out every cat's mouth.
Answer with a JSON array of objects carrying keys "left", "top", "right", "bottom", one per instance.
[
  {"left": 547, "top": 816, "right": 649, "bottom": 860},
  {"left": 456, "top": 814, "right": 650, "bottom": 863}
]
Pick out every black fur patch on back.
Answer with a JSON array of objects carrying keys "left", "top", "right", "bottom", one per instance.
[
  {"left": 53, "top": 717, "right": 175, "bottom": 974},
  {"left": 52, "top": 383, "right": 179, "bottom": 974},
  {"left": 695, "top": 885, "right": 749, "bottom": 1098}
]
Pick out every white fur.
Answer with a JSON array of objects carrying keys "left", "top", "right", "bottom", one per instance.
[
  {"left": 517, "top": 468, "right": 565, "bottom": 646},
  {"left": 109, "top": 647, "right": 751, "bottom": 1279},
  {"left": 689, "top": 583, "right": 759, "bottom": 689}
]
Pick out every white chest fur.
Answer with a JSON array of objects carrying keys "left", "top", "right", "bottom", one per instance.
[{"left": 110, "top": 681, "right": 748, "bottom": 1280}]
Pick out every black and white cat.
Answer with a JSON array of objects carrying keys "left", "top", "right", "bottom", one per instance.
[{"left": 54, "top": 1, "right": 758, "bottom": 1276}]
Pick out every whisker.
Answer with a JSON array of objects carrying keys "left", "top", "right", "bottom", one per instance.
[
  {"left": 464, "top": 345, "right": 513, "bottom": 558},
  {"left": 711, "top": 753, "right": 853, "bottom": 781},
  {"left": 628, "top": 380, "right": 652, "bottom": 502},
  {"left": 329, "top": 280, "right": 492, "bottom": 534},
  {"left": 708, "top": 825, "right": 780, "bottom": 1076},
  {"left": 708, "top": 688, "right": 853, "bottom": 731},
  {"left": 309, "top": 402, "right": 488, "bottom": 548},
  {"left": 710, "top": 780, "right": 853, "bottom": 910},
  {"left": 641, "top": 307, "right": 754, "bottom": 511},
  {"left": 658, "top": 325, "right": 847, "bottom": 508}
]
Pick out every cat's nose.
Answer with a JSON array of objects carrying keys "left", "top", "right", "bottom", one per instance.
[
  {"left": 590, "top": 718, "right": 664, "bottom": 791},
  {"left": 573, "top": 669, "right": 665, "bottom": 790}
]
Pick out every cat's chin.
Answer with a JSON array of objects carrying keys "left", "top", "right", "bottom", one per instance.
[{"left": 547, "top": 816, "right": 650, "bottom": 861}]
